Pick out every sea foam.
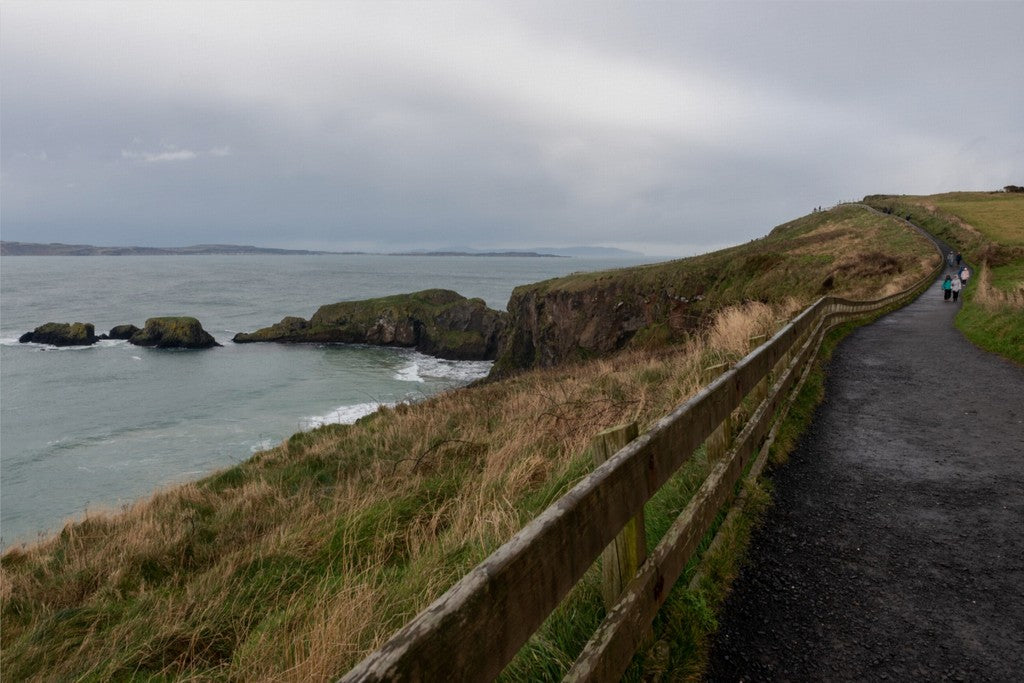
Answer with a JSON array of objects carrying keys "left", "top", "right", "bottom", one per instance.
[
  {"left": 399, "top": 351, "right": 492, "bottom": 383},
  {"left": 300, "top": 402, "right": 397, "bottom": 430},
  {"left": 0, "top": 337, "right": 127, "bottom": 351},
  {"left": 394, "top": 362, "right": 425, "bottom": 382}
]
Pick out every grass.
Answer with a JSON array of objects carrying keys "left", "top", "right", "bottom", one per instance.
[
  {"left": 1, "top": 205, "right": 938, "bottom": 680},
  {"left": 493, "top": 204, "right": 937, "bottom": 375},
  {"left": 864, "top": 191, "right": 1024, "bottom": 365},
  {"left": 928, "top": 192, "right": 1024, "bottom": 246}
]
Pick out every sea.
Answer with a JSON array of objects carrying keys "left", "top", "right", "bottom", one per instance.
[{"left": 0, "top": 253, "right": 656, "bottom": 548}]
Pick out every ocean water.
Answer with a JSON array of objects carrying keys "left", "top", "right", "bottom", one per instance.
[{"left": 0, "top": 254, "right": 654, "bottom": 548}]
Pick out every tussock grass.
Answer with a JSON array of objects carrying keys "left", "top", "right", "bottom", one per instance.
[{"left": 1, "top": 206, "right": 938, "bottom": 680}]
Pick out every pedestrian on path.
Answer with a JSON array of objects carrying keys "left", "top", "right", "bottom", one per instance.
[
  {"left": 956, "top": 252, "right": 962, "bottom": 266},
  {"left": 960, "top": 266, "right": 971, "bottom": 288},
  {"left": 951, "top": 275, "right": 962, "bottom": 302},
  {"left": 942, "top": 275, "right": 953, "bottom": 301},
  {"left": 947, "top": 252, "right": 955, "bottom": 267}
]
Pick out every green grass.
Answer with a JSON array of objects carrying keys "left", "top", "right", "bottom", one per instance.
[
  {"left": 0, "top": 205, "right": 939, "bottom": 681},
  {"left": 864, "top": 192, "right": 1024, "bottom": 365},
  {"left": 930, "top": 192, "right": 1024, "bottom": 246},
  {"left": 969, "top": 259, "right": 1024, "bottom": 296},
  {"left": 956, "top": 288, "right": 1024, "bottom": 365}
]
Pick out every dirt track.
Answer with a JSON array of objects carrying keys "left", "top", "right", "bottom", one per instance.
[{"left": 705, "top": 269, "right": 1024, "bottom": 681}]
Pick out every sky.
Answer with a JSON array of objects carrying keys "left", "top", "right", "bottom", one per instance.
[{"left": 1, "top": 1, "right": 1022, "bottom": 257}]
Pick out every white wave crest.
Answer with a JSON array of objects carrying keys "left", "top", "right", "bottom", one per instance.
[
  {"left": 412, "top": 353, "right": 493, "bottom": 382},
  {"left": 0, "top": 337, "right": 127, "bottom": 351},
  {"left": 300, "top": 401, "right": 396, "bottom": 430},
  {"left": 249, "top": 438, "right": 277, "bottom": 453},
  {"left": 394, "top": 362, "right": 425, "bottom": 382}
]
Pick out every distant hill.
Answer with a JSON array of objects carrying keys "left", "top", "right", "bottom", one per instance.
[
  {"left": 1, "top": 241, "right": 642, "bottom": 258},
  {"left": 387, "top": 250, "right": 563, "bottom": 258},
  {"left": 397, "top": 246, "right": 645, "bottom": 258},
  {"left": 531, "top": 246, "right": 645, "bottom": 258},
  {"left": 0, "top": 242, "right": 351, "bottom": 256}
]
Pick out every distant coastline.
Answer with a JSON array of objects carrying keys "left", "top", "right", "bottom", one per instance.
[
  {"left": 387, "top": 250, "right": 563, "bottom": 258},
  {"left": 0, "top": 242, "right": 347, "bottom": 256},
  {"left": 1, "top": 241, "right": 641, "bottom": 258}
]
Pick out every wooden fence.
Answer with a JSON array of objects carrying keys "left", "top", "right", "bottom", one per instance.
[{"left": 341, "top": 254, "right": 942, "bottom": 682}]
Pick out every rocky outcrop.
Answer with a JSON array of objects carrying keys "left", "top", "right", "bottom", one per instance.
[
  {"left": 129, "top": 317, "right": 220, "bottom": 349},
  {"left": 490, "top": 277, "right": 702, "bottom": 376},
  {"left": 107, "top": 324, "right": 141, "bottom": 340},
  {"left": 233, "top": 289, "right": 506, "bottom": 360},
  {"left": 18, "top": 322, "right": 99, "bottom": 346}
]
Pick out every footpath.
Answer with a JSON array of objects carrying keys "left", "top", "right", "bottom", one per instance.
[{"left": 705, "top": 266, "right": 1024, "bottom": 680}]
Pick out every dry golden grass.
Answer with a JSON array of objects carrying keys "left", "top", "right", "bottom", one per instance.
[
  {"left": 2, "top": 205, "right": 940, "bottom": 679},
  {"left": 972, "top": 263, "right": 1024, "bottom": 310},
  {"left": 1, "top": 301, "right": 798, "bottom": 680}
]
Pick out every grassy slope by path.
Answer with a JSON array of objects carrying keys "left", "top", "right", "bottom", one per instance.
[
  {"left": 864, "top": 192, "right": 1024, "bottom": 365},
  {"left": 0, "top": 205, "right": 937, "bottom": 681}
]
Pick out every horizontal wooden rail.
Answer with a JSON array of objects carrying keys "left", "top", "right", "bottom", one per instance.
[{"left": 341, "top": 241, "right": 943, "bottom": 682}]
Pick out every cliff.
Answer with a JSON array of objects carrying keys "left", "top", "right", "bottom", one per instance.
[
  {"left": 233, "top": 289, "right": 507, "bottom": 360},
  {"left": 129, "top": 317, "right": 220, "bottom": 349},
  {"left": 491, "top": 204, "right": 937, "bottom": 376}
]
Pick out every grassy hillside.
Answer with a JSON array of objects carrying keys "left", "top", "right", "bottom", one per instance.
[
  {"left": 864, "top": 192, "right": 1024, "bottom": 364},
  {"left": 0, "top": 205, "right": 937, "bottom": 681},
  {"left": 494, "top": 204, "right": 936, "bottom": 374}
]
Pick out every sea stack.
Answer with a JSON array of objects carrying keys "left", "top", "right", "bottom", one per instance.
[
  {"left": 233, "top": 289, "right": 506, "bottom": 360},
  {"left": 19, "top": 322, "right": 99, "bottom": 346},
  {"left": 129, "top": 317, "right": 220, "bottom": 349},
  {"left": 107, "top": 324, "right": 141, "bottom": 340}
]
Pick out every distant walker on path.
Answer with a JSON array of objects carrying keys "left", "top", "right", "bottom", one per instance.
[
  {"left": 951, "top": 275, "right": 962, "bottom": 302},
  {"left": 942, "top": 275, "right": 953, "bottom": 301}
]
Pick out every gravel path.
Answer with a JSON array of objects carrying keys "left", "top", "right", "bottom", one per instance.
[{"left": 705, "top": 270, "right": 1024, "bottom": 681}]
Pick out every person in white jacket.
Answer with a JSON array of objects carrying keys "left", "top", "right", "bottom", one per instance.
[{"left": 951, "top": 275, "right": 962, "bottom": 302}]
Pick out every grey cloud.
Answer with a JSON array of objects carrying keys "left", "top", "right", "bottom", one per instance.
[{"left": 2, "top": 1, "right": 1022, "bottom": 255}]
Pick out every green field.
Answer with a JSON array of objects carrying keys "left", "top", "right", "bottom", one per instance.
[{"left": 864, "top": 191, "right": 1024, "bottom": 365}]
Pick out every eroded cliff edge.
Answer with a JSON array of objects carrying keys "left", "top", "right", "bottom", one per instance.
[
  {"left": 233, "top": 206, "right": 936, "bottom": 375},
  {"left": 489, "top": 204, "right": 936, "bottom": 376}
]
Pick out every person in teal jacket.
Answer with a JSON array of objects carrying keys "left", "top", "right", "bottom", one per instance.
[{"left": 942, "top": 274, "right": 952, "bottom": 301}]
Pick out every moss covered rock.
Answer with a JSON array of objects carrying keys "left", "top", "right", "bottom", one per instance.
[
  {"left": 18, "top": 322, "right": 99, "bottom": 346},
  {"left": 233, "top": 289, "right": 506, "bottom": 360},
  {"left": 129, "top": 317, "right": 219, "bottom": 349},
  {"left": 107, "top": 324, "right": 141, "bottom": 340}
]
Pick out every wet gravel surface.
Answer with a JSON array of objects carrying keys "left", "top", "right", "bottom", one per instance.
[{"left": 705, "top": 273, "right": 1024, "bottom": 681}]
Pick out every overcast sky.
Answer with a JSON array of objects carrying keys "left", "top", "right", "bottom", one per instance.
[{"left": 2, "top": 1, "right": 1021, "bottom": 256}]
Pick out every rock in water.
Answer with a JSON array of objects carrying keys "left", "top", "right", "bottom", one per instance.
[
  {"left": 107, "top": 324, "right": 141, "bottom": 340},
  {"left": 19, "top": 322, "right": 99, "bottom": 346},
  {"left": 129, "top": 317, "right": 220, "bottom": 349},
  {"left": 233, "top": 289, "right": 506, "bottom": 360}
]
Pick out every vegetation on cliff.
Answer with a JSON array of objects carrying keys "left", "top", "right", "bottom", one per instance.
[
  {"left": 493, "top": 204, "right": 936, "bottom": 375},
  {"left": 0, "top": 205, "right": 937, "bottom": 680},
  {"left": 129, "top": 317, "right": 220, "bottom": 349},
  {"left": 864, "top": 191, "right": 1024, "bottom": 364},
  {"left": 18, "top": 322, "right": 99, "bottom": 346},
  {"left": 233, "top": 289, "right": 506, "bottom": 360}
]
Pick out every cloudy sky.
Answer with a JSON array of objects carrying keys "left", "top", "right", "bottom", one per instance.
[{"left": 2, "top": 1, "right": 1022, "bottom": 256}]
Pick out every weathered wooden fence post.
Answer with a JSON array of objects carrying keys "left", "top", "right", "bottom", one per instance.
[
  {"left": 590, "top": 422, "right": 644, "bottom": 610},
  {"left": 701, "top": 362, "right": 733, "bottom": 465},
  {"left": 748, "top": 334, "right": 768, "bottom": 408}
]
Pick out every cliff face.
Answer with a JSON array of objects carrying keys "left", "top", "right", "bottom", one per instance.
[
  {"left": 490, "top": 204, "right": 942, "bottom": 377},
  {"left": 491, "top": 276, "right": 702, "bottom": 375},
  {"left": 233, "top": 289, "right": 507, "bottom": 361}
]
